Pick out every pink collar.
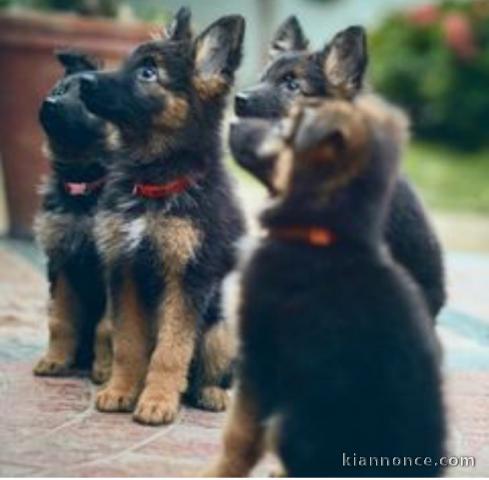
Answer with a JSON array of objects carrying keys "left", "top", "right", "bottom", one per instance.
[{"left": 63, "top": 176, "right": 107, "bottom": 196}]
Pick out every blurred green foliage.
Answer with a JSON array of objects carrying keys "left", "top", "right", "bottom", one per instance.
[
  {"left": 126, "top": 1, "right": 168, "bottom": 24},
  {"left": 0, "top": 0, "right": 119, "bottom": 17},
  {"left": 0, "top": 0, "right": 169, "bottom": 21},
  {"left": 405, "top": 142, "right": 489, "bottom": 212},
  {"left": 32, "top": 0, "right": 117, "bottom": 16},
  {"left": 1, "top": 0, "right": 172, "bottom": 22},
  {"left": 228, "top": 142, "right": 489, "bottom": 213},
  {"left": 370, "top": 0, "right": 489, "bottom": 150}
]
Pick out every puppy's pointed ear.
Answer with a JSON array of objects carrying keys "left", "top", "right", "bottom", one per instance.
[
  {"left": 321, "top": 26, "right": 367, "bottom": 98},
  {"left": 193, "top": 15, "right": 245, "bottom": 100},
  {"left": 269, "top": 16, "right": 309, "bottom": 60},
  {"left": 55, "top": 49, "right": 102, "bottom": 75},
  {"left": 166, "top": 6, "right": 192, "bottom": 42}
]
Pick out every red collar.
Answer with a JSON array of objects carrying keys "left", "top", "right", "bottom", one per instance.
[
  {"left": 132, "top": 176, "right": 195, "bottom": 199},
  {"left": 63, "top": 176, "right": 106, "bottom": 196},
  {"left": 269, "top": 226, "right": 337, "bottom": 247}
]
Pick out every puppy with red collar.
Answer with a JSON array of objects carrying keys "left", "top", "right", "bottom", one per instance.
[
  {"left": 206, "top": 97, "right": 446, "bottom": 477},
  {"left": 79, "top": 8, "right": 246, "bottom": 425}
]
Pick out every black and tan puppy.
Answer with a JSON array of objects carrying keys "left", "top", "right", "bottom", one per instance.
[
  {"left": 235, "top": 19, "right": 446, "bottom": 318},
  {"left": 205, "top": 97, "right": 446, "bottom": 477},
  {"left": 34, "top": 50, "right": 112, "bottom": 382},
  {"left": 79, "top": 8, "right": 246, "bottom": 425}
]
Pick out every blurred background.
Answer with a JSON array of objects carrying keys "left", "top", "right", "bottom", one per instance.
[
  {"left": 0, "top": 0, "right": 488, "bottom": 248},
  {"left": 0, "top": 0, "right": 488, "bottom": 251},
  {"left": 0, "top": 2, "right": 488, "bottom": 476}
]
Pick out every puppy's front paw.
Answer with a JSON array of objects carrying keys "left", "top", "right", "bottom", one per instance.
[
  {"left": 91, "top": 364, "right": 112, "bottom": 385},
  {"left": 96, "top": 386, "right": 137, "bottom": 412},
  {"left": 33, "top": 356, "right": 72, "bottom": 376},
  {"left": 269, "top": 468, "right": 288, "bottom": 477},
  {"left": 200, "top": 461, "right": 236, "bottom": 477},
  {"left": 200, "top": 467, "right": 221, "bottom": 477},
  {"left": 196, "top": 386, "right": 230, "bottom": 412},
  {"left": 133, "top": 394, "right": 180, "bottom": 425}
]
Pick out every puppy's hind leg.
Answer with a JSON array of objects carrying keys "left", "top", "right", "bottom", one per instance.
[
  {"left": 188, "top": 290, "right": 237, "bottom": 411},
  {"left": 34, "top": 273, "right": 78, "bottom": 376},
  {"left": 91, "top": 312, "right": 113, "bottom": 385},
  {"left": 193, "top": 319, "right": 237, "bottom": 412},
  {"left": 202, "top": 382, "right": 265, "bottom": 477}
]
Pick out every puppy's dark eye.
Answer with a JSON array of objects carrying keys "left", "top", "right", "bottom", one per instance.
[
  {"left": 137, "top": 66, "right": 158, "bottom": 83},
  {"left": 282, "top": 74, "right": 300, "bottom": 92}
]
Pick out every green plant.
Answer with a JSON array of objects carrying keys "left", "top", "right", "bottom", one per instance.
[
  {"left": 127, "top": 2, "right": 167, "bottom": 24},
  {"left": 404, "top": 142, "right": 489, "bottom": 212},
  {"left": 370, "top": 0, "right": 489, "bottom": 150},
  {"left": 31, "top": 0, "right": 117, "bottom": 17}
]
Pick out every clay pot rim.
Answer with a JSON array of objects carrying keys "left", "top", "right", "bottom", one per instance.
[
  {"left": 0, "top": 10, "right": 153, "bottom": 57},
  {"left": 0, "top": 9, "right": 154, "bottom": 40}
]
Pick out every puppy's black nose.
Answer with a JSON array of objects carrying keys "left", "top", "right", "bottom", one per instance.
[
  {"left": 42, "top": 96, "right": 58, "bottom": 112},
  {"left": 234, "top": 92, "right": 249, "bottom": 116},
  {"left": 39, "top": 96, "right": 61, "bottom": 129},
  {"left": 80, "top": 73, "right": 97, "bottom": 92}
]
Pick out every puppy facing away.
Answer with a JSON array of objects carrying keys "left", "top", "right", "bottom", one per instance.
[
  {"left": 79, "top": 8, "right": 246, "bottom": 425},
  {"left": 235, "top": 19, "right": 446, "bottom": 318},
  {"left": 205, "top": 97, "right": 446, "bottom": 477},
  {"left": 34, "top": 50, "right": 112, "bottom": 382}
]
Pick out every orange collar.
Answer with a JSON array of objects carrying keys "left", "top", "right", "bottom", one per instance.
[
  {"left": 132, "top": 176, "right": 195, "bottom": 199},
  {"left": 268, "top": 226, "right": 337, "bottom": 247}
]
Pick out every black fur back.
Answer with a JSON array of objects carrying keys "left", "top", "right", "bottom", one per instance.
[{"left": 241, "top": 242, "right": 445, "bottom": 476}]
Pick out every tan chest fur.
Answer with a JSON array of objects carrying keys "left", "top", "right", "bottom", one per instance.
[
  {"left": 95, "top": 212, "right": 201, "bottom": 274},
  {"left": 35, "top": 211, "right": 94, "bottom": 255}
]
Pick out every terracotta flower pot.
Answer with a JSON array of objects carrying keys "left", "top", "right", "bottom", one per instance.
[{"left": 0, "top": 10, "right": 152, "bottom": 238}]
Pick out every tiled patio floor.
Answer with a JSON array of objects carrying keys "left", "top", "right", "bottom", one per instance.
[
  {"left": 0, "top": 244, "right": 278, "bottom": 477},
  {"left": 0, "top": 242, "right": 488, "bottom": 477}
]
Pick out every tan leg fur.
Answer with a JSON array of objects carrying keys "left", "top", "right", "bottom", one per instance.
[
  {"left": 133, "top": 274, "right": 197, "bottom": 425},
  {"left": 34, "top": 274, "right": 78, "bottom": 376},
  {"left": 195, "top": 321, "right": 237, "bottom": 411},
  {"left": 203, "top": 383, "right": 265, "bottom": 477},
  {"left": 96, "top": 276, "right": 149, "bottom": 412},
  {"left": 91, "top": 312, "right": 113, "bottom": 384}
]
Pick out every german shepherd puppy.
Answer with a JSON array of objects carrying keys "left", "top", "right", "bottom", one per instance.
[
  {"left": 205, "top": 98, "right": 446, "bottom": 477},
  {"left": 79, "top": 8, "right": 246, "bottom": 425},
  {"left": 34, "top": 50, "right": 112, "bottom": 382},
  {"left": 235, "top": 19, "right": 446, "bottom": 318}
]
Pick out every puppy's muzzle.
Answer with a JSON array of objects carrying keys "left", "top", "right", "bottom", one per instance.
[
  {"left": 39, "top": 96, "right": 62, "bottom": 129},
  {"left": 80, "top": 73, "right": 98, "bottom": 96},
  {"left": 234, "top": 92, "right": 250, "bottom": 117}
]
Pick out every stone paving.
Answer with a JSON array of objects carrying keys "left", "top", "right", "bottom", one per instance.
[
  {"left": 0, "top": 363, "right": 228, "bottom": 476},
  {"left": 0, "top": 243, "right": 488, "bottom": 477},
  {"left": 0, "top": 245, "right": 278, "bottom": 477}
]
